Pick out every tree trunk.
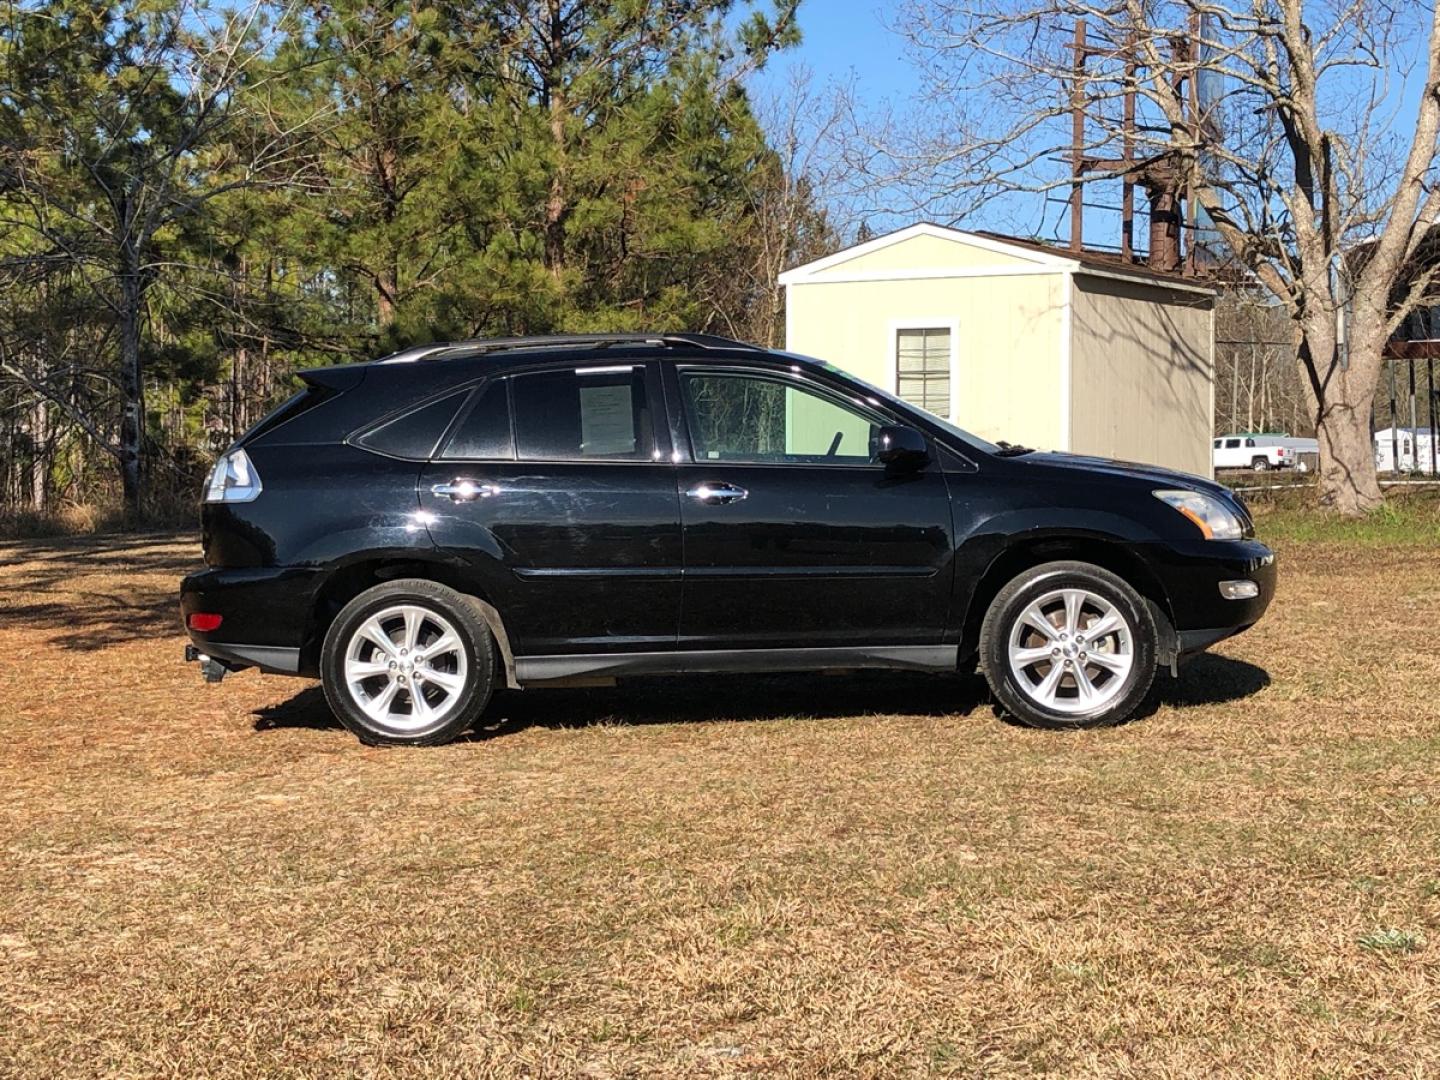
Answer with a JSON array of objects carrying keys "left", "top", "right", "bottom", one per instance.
[
  {"left": 31, "top": 397, "right": 47, "bottom": 512},
  {"left": 118, "top": 262, "right": 145, "bottom": 524},
  {"left": 376, "top": 266, "right": 398, "bottom": 328},
  {"left": 543, "top": 0, "right": 568, "bottom": 278},
  {"left": 545, "top": 94, "right": 568, "bottom": 277},
  {"left": 1301, "top": 320, "right": 1384, "bottom": 515}
]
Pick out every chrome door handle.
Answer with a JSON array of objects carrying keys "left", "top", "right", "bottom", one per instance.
[
  {"left": 431, "top": 479, "right": 499, "bottom": 502},
  {"left": 686, "top": 482, "right": 748, "bottom": 505}
]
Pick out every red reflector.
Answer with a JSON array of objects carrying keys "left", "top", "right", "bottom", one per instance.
[{"left": 187, "top": 613, "right": 223, "bottom": 632}]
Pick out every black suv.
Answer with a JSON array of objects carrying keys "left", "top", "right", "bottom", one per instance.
[{"left": 181, "top": 333, "right": 1275, "bottom": 745}]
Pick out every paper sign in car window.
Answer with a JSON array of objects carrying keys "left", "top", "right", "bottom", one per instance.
[{"left": 579, "top": 383, "right": 636, "bottom": 456}]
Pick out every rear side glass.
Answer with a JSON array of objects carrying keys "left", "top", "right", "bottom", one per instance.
[
  {"left": 242, "top": 387, "right": 327, "bottom": 443},
  {"left": 355, "top": 390, "right": 468, "bottom": 460},
  {"left": 442, "top": 381, "right": 514, "bottom": 460},
  {"left": 511, "top": 366, "right": 654, "bottom": 461}
]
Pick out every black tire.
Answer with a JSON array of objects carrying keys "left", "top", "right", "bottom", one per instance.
[
  {"left": 1251, "top": 456, "right": 1269, "bottom": 471},
  {"left": 320, "top": 579, "right": 495, "bottom": 746},
  {"left": 978, "top": 560, "right": 1157, "bottom": 730}
]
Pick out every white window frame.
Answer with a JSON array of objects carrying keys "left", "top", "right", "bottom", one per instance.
[{"left": 888, "top": 318, "right": 959, "bottom": 421}]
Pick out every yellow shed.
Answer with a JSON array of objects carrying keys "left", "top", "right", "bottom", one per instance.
[{"left": 779, "top": 223, "right": 1216, "bottom": 477}]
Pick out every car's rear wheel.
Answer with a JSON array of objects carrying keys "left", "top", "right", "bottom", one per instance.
[
  {"left": 1251, "top": 456, "right": 1270, "bottom": 471},
  {"left": 979, "top": 561, "right": 1157, "bottom": 730},
  {"left": 321, "top": 579, "right": 495, "bottom": 746}
]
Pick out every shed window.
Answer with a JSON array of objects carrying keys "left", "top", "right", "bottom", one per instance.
[{"left": 896, "top": 328, "right": 952, "bottom": 417}]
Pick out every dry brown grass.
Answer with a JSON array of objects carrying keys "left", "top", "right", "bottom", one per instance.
[{"left": 2, "top": 525, "right": 1439, "bottom": 1077}]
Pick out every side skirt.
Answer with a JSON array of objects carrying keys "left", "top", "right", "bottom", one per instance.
[{"left": 513, "top": 645, "right": 958, "bottom": 685}]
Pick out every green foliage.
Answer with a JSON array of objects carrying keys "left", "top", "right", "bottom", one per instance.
[{"left": 0, "top": 0, "right": 829, "bottom": 521}]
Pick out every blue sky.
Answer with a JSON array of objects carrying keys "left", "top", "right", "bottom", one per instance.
[{"left": 750, "top": 1, "right": 917, "bottom": 103}]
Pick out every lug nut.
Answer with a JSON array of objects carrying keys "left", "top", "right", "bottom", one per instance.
[{"left": 1051, "top": 647, "right": 1060, "bottom": 657}]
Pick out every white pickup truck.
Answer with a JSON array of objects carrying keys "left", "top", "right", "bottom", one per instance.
[{"left": 1212, "top": 433, "right": 1318, "bottom": 471}]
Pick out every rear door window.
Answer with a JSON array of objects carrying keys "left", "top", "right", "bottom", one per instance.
[
  {"left": 441, "top": 381, "right": 513, "bottom": 460},
  {"left": 511, "top": 365, "right": 655, "bottom": 461}
]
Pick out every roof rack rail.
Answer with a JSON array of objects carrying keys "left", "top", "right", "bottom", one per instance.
[{"left": 374, "top": 332, "right": 761, "bottom": 364}]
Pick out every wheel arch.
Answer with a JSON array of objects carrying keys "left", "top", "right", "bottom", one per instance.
[
  {"left": 958, "top": 535, "right": 1178, "bottom": 670},
  {"left": 302, "top": 554, "right": 517, "bottom": 686}
]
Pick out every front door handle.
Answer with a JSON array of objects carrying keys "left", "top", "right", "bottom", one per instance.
[
  {"left": 431, "top": 479, "right": 500, "bottom": 502},
  {"left": 686, "top": 482, "right": 748, "bottom": 505}
]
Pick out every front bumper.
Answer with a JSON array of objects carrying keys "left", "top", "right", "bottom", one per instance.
[
  {"left": 1142, "top": 538, "right": 1276, "bottom": 653},
  {"left": 180, "top": 565, "right": 325, "bottom": 677}
]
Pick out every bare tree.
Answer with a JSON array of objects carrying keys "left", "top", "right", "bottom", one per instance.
[
  {"left": 707, "top": 67, "right": 848, "bottom": 347},
  {"left": 1215, "top": 286, "right": 1309, "bottom": 437},
  {"left": 855, "top": 0, "right": 1440, "bottom": 514}
]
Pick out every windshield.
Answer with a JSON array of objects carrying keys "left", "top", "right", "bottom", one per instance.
[{"left": 791, "top": 353, "right": 1003, "bottom": 455}]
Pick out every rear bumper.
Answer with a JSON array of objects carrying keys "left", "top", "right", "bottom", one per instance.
[
  {"left": 1143, "top": 538, "right": 1276, "bottom": 653},
  {"left": 180, "top": 565, "right": 324, "bottom": 677}
]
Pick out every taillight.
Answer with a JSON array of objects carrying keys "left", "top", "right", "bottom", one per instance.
[
  {"left": 1277, "top": 448, "right": 1286, "bottom": 457},
  {"left": 205, "top": 448, "right": 263, "bottom": 503},
  {"left": 187, "top": 613, "right": 223, "bottom": 631}
]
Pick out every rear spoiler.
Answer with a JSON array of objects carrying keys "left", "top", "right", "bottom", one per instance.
[{"left": 298, "top": 364, "right": 367, "bottom": 393}]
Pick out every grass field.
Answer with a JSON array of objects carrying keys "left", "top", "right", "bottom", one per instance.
[{"left": 3, "top": 512, "right": 1439, "bottom": 1077}]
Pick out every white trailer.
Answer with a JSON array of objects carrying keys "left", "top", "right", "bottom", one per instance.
[{"left": 1374, "top": 427, "right": 1440, "bottom": 474}]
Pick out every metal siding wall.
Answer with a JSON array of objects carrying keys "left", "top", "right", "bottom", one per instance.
[{"left": 1068, "top": 276, "right": 1214, "bottom": 476}]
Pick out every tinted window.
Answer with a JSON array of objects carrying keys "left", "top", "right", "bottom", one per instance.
[
  {"left": 1245, "top": 438, "right": 1255, "bottom": 447},
  {"left": 355, "top": 390, "right": 467, "bottom": 459},
  {"left": 681, "top": 370, "right": 879, "bottom": 465},
  {"left": 442, "top": 381, "right": 513, "bottom": 460},
  {"left": 512, "top": 366, "right": 654, "bottom": 461},
  {"left": 1225, "top": 438, "right": 1240, "bottom": 449}
]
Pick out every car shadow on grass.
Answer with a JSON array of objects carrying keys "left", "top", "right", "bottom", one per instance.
[
  {"left": 252, "top": 653, "right": 1270, "bottom": 740},
  {"left": 252, "top": 671, "right": 991, "bottom": 739}
]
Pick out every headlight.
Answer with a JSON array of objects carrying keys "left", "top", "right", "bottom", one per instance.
[
  {"left": 205, "top": 448, "right": 263, "bottom": 503},
  {"left": 1153, "top": 489, "right": 1242, "bottom": 540}
]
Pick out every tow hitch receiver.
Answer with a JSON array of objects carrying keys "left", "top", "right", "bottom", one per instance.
[{"left": 184, "top": 644, "right": 229, "bottom": 684}]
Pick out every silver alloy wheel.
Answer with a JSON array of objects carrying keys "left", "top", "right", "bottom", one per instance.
[
  {"left": 343, "top": 603, "right": 469, "bottom": 732},
  {"left": 1006, "top": 587, "right": 1134, "bottom": 715}
]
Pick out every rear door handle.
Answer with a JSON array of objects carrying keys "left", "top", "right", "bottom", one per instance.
[
  {"left": 431, "top": 479, "right": 500, "bottom": 502},
  {"left": 686, "top": 482, "right": 748, "bottom": 505}
]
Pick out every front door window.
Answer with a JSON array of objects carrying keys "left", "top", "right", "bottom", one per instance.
[{"left": 679, "top": 370, "right": 879, "bottom": 465}]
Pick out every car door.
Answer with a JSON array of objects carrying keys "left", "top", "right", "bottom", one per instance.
[
  {"left": 666, "top": 361, "right": 955, "bottom": 650},
  {"left": 420, "top": 361, "right": 682, "bottom": 656}
]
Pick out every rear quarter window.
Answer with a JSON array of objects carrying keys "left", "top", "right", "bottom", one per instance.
[{"left": 354, "top": 390, "right": 469, "bottom": 460}]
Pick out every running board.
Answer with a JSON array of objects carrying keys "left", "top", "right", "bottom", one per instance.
[{"left": 513, "top": 645, "right": 957, "bottom": 685}]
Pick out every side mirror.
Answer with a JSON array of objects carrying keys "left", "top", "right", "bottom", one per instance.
[{"left": 875, "top": 424, "right": 929, "bottom": 469}]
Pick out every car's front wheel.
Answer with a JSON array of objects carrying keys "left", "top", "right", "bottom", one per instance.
[
  {"left": 979, "top": 561, "right": 1157, "bottom": 730},
  {"left": 321, "top": 579, "right": 495, "bottom": 746}
]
